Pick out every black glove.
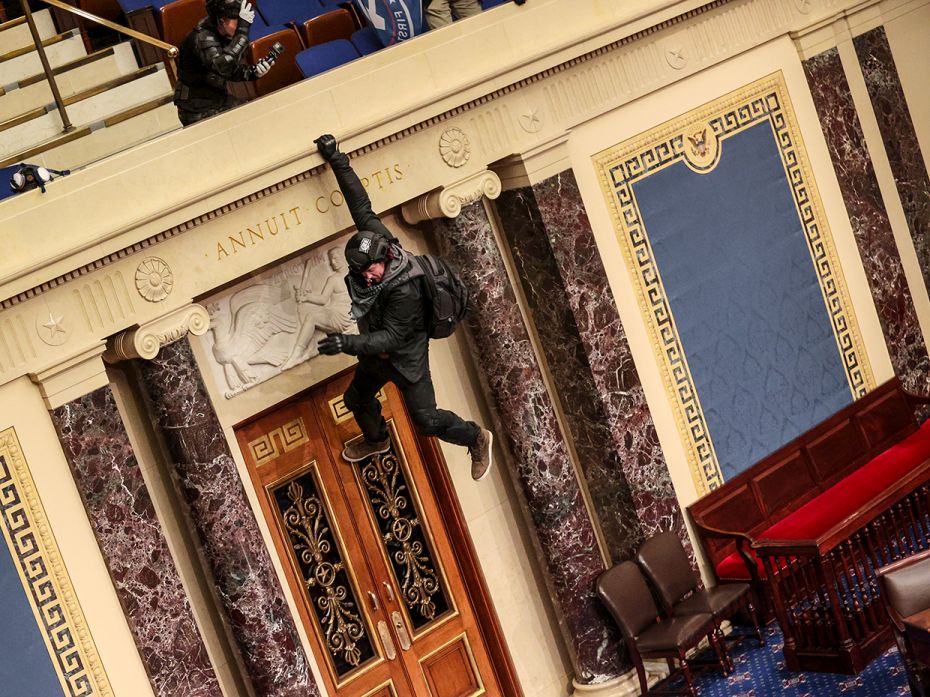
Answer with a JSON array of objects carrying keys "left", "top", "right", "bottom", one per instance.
[
  {"left": 314, "top": 134, "right": 339, "bottom": 162},
  {"left": 318, "top": 334, "right": 345, "bottom": 355}
]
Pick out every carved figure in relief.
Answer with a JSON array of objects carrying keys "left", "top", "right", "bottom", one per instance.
[
  {"left": 206, "top": 284, "right": 298, "bottom": 395},
  {"left": 280, "top": 247, "right": 354, "bottom": 370},
  {"left": 313, "top": 133, "right": 494, "bottom": 481}
]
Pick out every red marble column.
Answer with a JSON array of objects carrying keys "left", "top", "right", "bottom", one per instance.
[
  {"left": 854, "top": 28, "right": 930, "bottom": 299},
  {"left": 51, "top": 386, "right": 223, "bottom": 697},
  {"left": 136, "top": 338, "right": 317, "bottom": 697},
  {"left": 803, "top": 47, "right": 930, "bottom": 396},
  {"left": 496, "top": 173, "right": 691, "bottom": 560},
  {"left": 431, "top": 202, "right": 625, "bottom": 683}
]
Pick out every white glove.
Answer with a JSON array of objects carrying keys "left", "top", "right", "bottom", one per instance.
[
  {"left": 254, "top": 56, "right": 274, "bottom": 77},
  {"left": 238, "top": 0, "right": 255, "bottom": 24}
]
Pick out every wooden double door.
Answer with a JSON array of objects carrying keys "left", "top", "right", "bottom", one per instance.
[{"left": 236, "top": 371, "right": 504, "bottom": 697}]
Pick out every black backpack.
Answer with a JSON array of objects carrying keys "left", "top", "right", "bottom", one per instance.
[{"left": 414, "top": 255, "right": 469, "bottom": 339}]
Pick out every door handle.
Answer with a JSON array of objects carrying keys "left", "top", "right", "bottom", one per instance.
[
  {"left": 382, "top": 581, "right": 395, "bottom": 604},
  {"left": 367, "top": 590, "right": 379, "bottom": 612},
  {"left": 377, "top": 620, "right": 397, "bottom": 660},
  {"left": 392, "top": 610, "right": 412, "bottom": 651}
]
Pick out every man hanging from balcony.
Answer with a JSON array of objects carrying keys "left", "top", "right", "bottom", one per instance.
[
  {"left": 313, "top": 133, "right": 495, "bottom": 481},
  {"left": 173, "top": 0, "right": 276, "bottom": 126}
]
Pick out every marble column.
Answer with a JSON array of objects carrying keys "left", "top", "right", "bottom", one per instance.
[
  {"left": 496, "top": 170, "right": 690, "bottom": 560},
  {"left": 853, "top": 27, "right": 930, "bottom": 296},
  {"left": 136, "top": 337, "right": 317, "bottom": 697},
  {"left": 44, "top": 354, "right": 222, "bottom": 697},
  {"left": 431, "top": 200, "right": 625, "bottom": 684},
  {"left": 803, "top": 48, "right": 930, "bottom": 396}
]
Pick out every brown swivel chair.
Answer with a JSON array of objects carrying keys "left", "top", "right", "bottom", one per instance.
[
  {"left": 637, "top": 531, "right": 765, "bottom": 654},
  {"left": 248, "top": 26, "right": 304, "bottom": 96},
  {"left": 300, "top": 7, "right": 356, "bottom": 47},
  {"left": 597, "top": 561, "right": 729, "bottom": 697},
  {"left": 877, "top": 549, "right": 930, "bottom": 697},
  {"left": 159, "top": 0, "right": 207, "bottom": 48}
]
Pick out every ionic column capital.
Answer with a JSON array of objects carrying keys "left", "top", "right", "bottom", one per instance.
[
  {"left": 401, "top": 170, "right": 502, "bottom": 224},
  {"left": 105, "top": 304, "right": 210, "bottom": 363}
]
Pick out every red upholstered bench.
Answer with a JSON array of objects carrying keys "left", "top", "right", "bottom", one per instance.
[{"left": 688, "top": 378, "right": 930, "bottom": 673}]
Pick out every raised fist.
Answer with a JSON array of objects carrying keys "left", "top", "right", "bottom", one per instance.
[{"left": 314, "top": 134, "right": 339, "bottom": 162}]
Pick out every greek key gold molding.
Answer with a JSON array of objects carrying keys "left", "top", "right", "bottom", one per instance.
[
  {"left": 104, "top": 304, "right": 210, "bottom": 362},
  {"left": 328, "top": 390, "right": 386, "bottom": 424},
  {"left": 1, "top": 0, "right": 870, "bottom": 312},
  {"left": 0, "top": 428, "right": 114, "bottom": 697},
  {"left": 247, "top": 417, "right": 310, "bottom": 467},
  {"left": 400, "top": 170, "right": 502, "bottom": 224}
]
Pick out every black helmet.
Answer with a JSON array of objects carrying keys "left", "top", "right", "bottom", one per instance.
[
  {"left": 206, "top": 0, "right": 239, "bottom": 19},
  {"left": 345, "top": 230, "right": 391, "bottom": 273}
]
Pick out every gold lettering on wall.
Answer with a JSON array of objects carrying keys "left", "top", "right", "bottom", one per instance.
[
  {"left": 211, "top": 163, "right": 404, "bottom": 263},
  {"left": 216, "top": 207, "right": 302, "bottom": 261}
]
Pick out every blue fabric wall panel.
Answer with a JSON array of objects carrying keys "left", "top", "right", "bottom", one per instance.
[
  {"left": 0, "top": 524, "right": 65, "bottom": 697},
  {"left": 631, "top": 122, "right": 852, "bottom": 480}
]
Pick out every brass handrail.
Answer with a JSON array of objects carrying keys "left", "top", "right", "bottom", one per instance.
[{"left": 38, "top": 0, "right": 178, "bottom": 58}]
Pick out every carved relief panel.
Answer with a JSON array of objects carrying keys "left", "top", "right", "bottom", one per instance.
[{"left": 195, "top": 234, "right": 357, "bottom": 398}]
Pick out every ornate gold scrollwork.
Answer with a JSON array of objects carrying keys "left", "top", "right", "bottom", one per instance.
[
  {"left": 278, "top": 477, "right": 375, "bottom": 675},
  {"left": 358, "top": 446, "right": 449, "bottom": 629}
]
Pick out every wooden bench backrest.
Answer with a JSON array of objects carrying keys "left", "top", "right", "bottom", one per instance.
[{"left": 688, "top": 378, "right": 916, "bottom": 573}]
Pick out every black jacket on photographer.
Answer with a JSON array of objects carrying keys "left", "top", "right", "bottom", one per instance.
[
  {"left": 330, "top": 150, "right": 430, "bottom": 383},
  {"left": 174, "top": 0, "right": 268, "bottom": 126}
]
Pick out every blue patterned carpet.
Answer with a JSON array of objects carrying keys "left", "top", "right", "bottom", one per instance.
[{"left": 664, "top": 625, "right": 910, "bottom": 696}]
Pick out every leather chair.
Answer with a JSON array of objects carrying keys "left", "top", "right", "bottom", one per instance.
[
  {"left": 597, "top": 561, "right": 729, "bottom": 697},
  {"left": 637, "top": 531, "right": 765, "bottom": 653},
  {"left": 877, "top": 549, "right": 930, "bottom": 697},
  {"left": 159, "top": 0, "right": 207, "bottom": 48},
  {"left": 248, "top": 24, "right": 303, "bottom": 96},
  {"left": 300, "top": 7, "right": 354, "bottom": 47}
]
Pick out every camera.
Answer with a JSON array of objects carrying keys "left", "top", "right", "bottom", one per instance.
[{"left": 267, "top": 41, "right": 285, "bottom": 60}]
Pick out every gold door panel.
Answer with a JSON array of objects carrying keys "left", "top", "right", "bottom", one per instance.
[
  {"left": 269, "top": 463, "right": 379, "bottom": 681},
  {"left": 351, "top": 421, "right": 455, "bottom": 638}
]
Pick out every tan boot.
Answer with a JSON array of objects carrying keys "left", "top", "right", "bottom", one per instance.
[
  {"left": 342, "top": 436, "right": 391, "bottom": 463},
  {"left": 468, "top": 428, "right": 493, "bottom": 481}
]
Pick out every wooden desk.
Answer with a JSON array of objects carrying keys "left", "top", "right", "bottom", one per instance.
[{"left": 905, "top": 607, "right": 930, "bottom": 668}]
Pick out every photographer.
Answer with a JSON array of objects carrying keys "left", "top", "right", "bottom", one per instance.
[
  {"left": 173, "top": 0, "right": 276, "bottom": 126},
  {"left": 313, "top": 133, "right": 494, "bottom": 481}
]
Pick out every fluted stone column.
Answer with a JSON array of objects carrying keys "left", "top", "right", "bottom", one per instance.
[
  {"left": 133, "top": 335, "right": 316, "bottom": 697},
  {"left": 495, "top": 162, "right": 690, "bottom": 562},
  {"left": 415, "top": 179, "right": 626, "bottom": 685},
  {"left": 802, "top": 46, "right": 930, "bottom": 396},
  {"left": 35, "top": 345, "right": 223, "bottom": 697}
]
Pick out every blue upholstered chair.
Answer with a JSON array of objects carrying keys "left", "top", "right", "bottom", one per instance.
[
  {"left": 258, "top": 0, "right": 322, "bottom": 27},
  {"left": 295, "top": 39, "right": 360, "bottom": 78},
  {"left": 350, "top": 25, "right": 381, "bottom": 55}
]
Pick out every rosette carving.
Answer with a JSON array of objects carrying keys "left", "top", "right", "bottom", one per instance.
[
  {"left": 439, "top": 128, "right": 470, "bottom": 168},
  {"left": 135, "top": 257, "right": 174, "bottom": 302}
]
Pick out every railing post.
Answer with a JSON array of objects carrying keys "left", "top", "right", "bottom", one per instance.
[{"left": 22, "top": 0, "right": 74, "bottom": 133}]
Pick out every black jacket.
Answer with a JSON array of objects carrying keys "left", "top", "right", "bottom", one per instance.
[
  {"left": 331, "top": 152, "right": 429, "bottom": 382},
  {"left": 174, "top": 17, "right": 256, "bottom": 114}
]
